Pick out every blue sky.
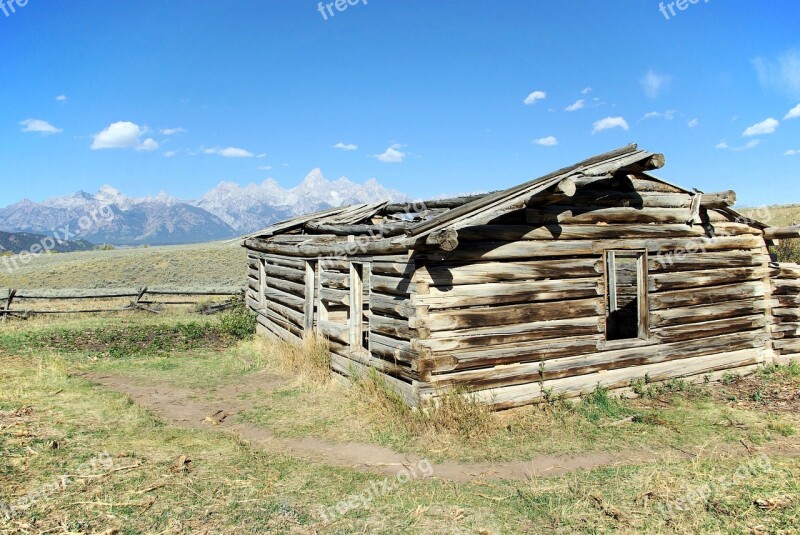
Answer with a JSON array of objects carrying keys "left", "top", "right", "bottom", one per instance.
[{"left": 1, "top": 0, "right": 799, "bottom": 208}]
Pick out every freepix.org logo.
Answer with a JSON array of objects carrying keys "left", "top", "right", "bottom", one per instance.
[
  {"left": 1, "top": 0, "right": 29, "bottom": 18},
  {"left": 658, "top": 0, "right": 710, "bottom": 21},
  {"left": 317, "top": 0, "right": 368, "bottom": 21}
]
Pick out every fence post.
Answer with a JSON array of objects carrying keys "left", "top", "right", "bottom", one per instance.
[
  {"left": 2, "top": 289, "right": 16, "bottom": 323},
  {"left": 135, "top": 287, "right": 148, "bottom": 306}
]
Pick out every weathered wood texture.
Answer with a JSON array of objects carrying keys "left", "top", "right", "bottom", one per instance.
[
  {"left": 246, "top": 173, "right": 779, "bottom": 409},
  {"left": 771, "top": 263, "right": 800, "bottom": 360}
]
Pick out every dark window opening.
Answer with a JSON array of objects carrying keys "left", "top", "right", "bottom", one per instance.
[{"left": 606, "top": 251, "right": 647, "bottom": 341}]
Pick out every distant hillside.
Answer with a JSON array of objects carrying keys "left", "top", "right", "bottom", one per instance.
[{"left": 0, "top": 231, "right": 94, "bottom": 254}]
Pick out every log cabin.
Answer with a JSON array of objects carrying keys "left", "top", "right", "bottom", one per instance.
[{"left": 243, "top": 144, "right": 800, "bottom": 409}]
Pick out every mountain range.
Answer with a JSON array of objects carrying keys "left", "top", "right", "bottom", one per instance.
[{"left": 0, "top": 170, "right": 407, "bottom": 246}]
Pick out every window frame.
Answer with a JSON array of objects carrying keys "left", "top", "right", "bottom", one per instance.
[
  {"left": 601, "top": 249, "right": 651, "bottom": 348},
  {"left": 349, "top": 261, "right": 371, "bottom": 352}
]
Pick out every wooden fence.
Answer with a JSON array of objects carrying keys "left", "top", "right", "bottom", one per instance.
[{"left": 0, "top": 287, "right": 245, "bottom": 320}]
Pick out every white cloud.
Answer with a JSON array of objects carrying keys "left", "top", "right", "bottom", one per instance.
[
  {"left": 257, "top": 153, "right": 267, "bottom": 158},
  {"left": 715, "top": 142, "right": 729, "bottom": 149},
  {"left": 91, "top": 121, "right": 159, "bottom": 151},
  {"left": 581, "top": 87, "right": 593, "bottom": 95},
  {"left": 161, "top": 127, "right": 187, "bottom": 135},
  {"left": 55, "top": 95, "right": 68, "bottom": 102},
  {"left": 784, "top": 103, "right": 800, "bottom": 120},
  {"left": 533, "top": 136, "right": 558, "bottom": 146},
  {"left": 523, "top": 91, "right": 546, "bottom": 105},
  {"left": 333, "top": 142, "right": 358, "bottom": 151},
  {"left": 564, "top": 99, "right": 586, "bottom": 112},
  {"left": 785, "top": 149, "right": 799, "bottom": 156},
  {"left": 642, "top": 110, "right": 676, "bottom": 121},
  {"left": 734, "top": 139, "right": 761, "bottom": 151},
  {"left": 258, "top": 165, "right": 273, "bottom": 171},
  {"left": 742, "top": 117, "right": 779, "bottom": 137},
  {"left": 688, "top": 118, "right": 700, "bottom": 128},
  {"left": 640, "top": 70, "right": 672, "bottom": 99},
  {"left": 592, "top": 116, "right": 629, "bottom": 134},
  {"left": 373, "top": 144, "right": 406, "bottom": 163},
  {"left": 203, "top": 147, "right": 254, "bottom": 158},
  {"left": 754, "top": 49, "right": 800, "bottom": 98},
  {"left": 19, "top": 118, "right": 62, "bottom": 135},
  {"left": 164, "top": 150, "right": 178, "bottom": 158}
]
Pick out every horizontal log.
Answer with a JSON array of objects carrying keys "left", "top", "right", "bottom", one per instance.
[
  {"left": 467, "top": 348, "right": 766, "bottom": 410},
  {"left": 263, "top": 262, "right": 306, "bottom": 283},
  {"left": 246, "top": 236, "right": 409, "bottom": 257},
  {"left": 648, "top": 249, "right": 767, "bottom": 272},
  {"left": 773, "top": 264, "right": 800, "bottom": 278},
  {"left": 416, "top": 316, "right": 603, "bottom": 353},
  {"left": 773, "top": 309, "right": 800, "bottom": 321},
  {"left": 654, "top": 314, "right": 767, "bottom": 343},
  {"left": 527, "top": 207, "right": 693, "bottom": 225},
  {"left": 456, "top": 224, "right": 706, "bottom": 242},
  {"left": 651, "top": 298, "right": 767, "bottom": 327},
  {"left": 370, "top": 313, "right": 413, "bottom": 339},
  {"left": 650, "top": 280, "right": 767, "bottom": 310},
  {"left": 268, "top": 298, "right": 306, "bottom": 328},
  {"left": 370, "top": 293, "right": 416, "bottom": 319},
  {"left": 319, "top": 286, "right": 349, "bottom": 306},
  {"left": 773, "top": 279, "right": 800, "bottom": 293},
  {"left": 706, "top": 222, "right": 764, "bottom": 237},
  {"left": 538, "top": 191, "right": 696, "bottom": 209},
  {"left": 414, "top": 258, "right": 601, "bottom": 286},
  {"left": 412, "top": 277, "right": 601, "bottom": 309},
  {"left": 369, "top": 332, "right": 416, "bottom": 363},
  {"left": 371, "top": 261, "right": 415, "bottom": 276},
  {"left": 318, "top": 319, "right": 349, "bottom": 345},
  {"left": 370, "top": 274, "right": 415, "bottom": 296},
  {"left": 764, "top": 226, "right": 800, "bottom": 240},
  {"left": 320, "top": 270, "right": 349, "bottom": 290},
  {"left": 417, "top": 297, "right": 603, "bottom": 332},
  {"left": 649, "top": 267, "right": 767, "bottom": 292},
  {"left": 268, "top": 276, "right": 306, "bottom": 298},
  {"left": 774, "top": 338, "right": 800, "bottom": 354},
  {"left": 429, "top": 332, "right": 765, "bottom": 391},
  {"left": 265, "top": 287, "right": 305, "bottom": 310},
  {"left": 327, "top": 341, "right": 418, "bottom": 382},
  {"left": 259, "top": 253, "right": 306, "bottom": 270},
  {"left": 573, "top": 175, "right": 685, "bottom": 194},
  {"left": 420, "top": 236, "right": 763, "bottom": 263}
]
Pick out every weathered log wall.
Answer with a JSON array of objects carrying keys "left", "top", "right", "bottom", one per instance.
[
  {"left": 246, "top": 250, "right": 423, "bottom": 406},
  {"left": 410, "top": 176, "right": 774, "bottom": 409},
  {"left": 771, "top": 263, "right": 800, "bottom": 363}
]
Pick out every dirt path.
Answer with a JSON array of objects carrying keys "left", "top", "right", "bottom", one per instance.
[{"left": 82, "top": 372, "right": 800, "bottom": 484}]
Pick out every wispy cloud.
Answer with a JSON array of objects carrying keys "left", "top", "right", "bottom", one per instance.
[
  {"left": 533, "top": 136, "right": 558, "bottom": 146},
  {"left": 164, "top": 150, "right": 178, "bottom": 158},
  {"left": 733, "top": 139, "right": 761, "bottom": 152},
  {"left": 640, "top": 70, "right": 672, "bottom": 99},
  {"left": 258, "top": 165, "right": 273, "bottom": 171},
  {"left": 55, "top": 95, "right": 68, "bottom": 102},
  {"left": 523, "top": 90, "right": 546, "bottom": 105},
  {"left": 161, "top": 127, "right": 187, "bottom": 135},
  {"left": 742, "top": 117, "right": 779, "bottom": 137},
  {"left": 715, "top": 142, "right": 729, "bottom": 149},
  {"left": 564, "top": 99, "right": 585, "bottom": 112},
  {"left": 203, "top": 147, "right": 255, "bottom": 158},
  {"left": 753, "top": 49, "right": 800, "bottom": 98},
  {"left": 785, "top": 149, "right": 799, "bottom": 156},
  {"left": 784, "top": 103, "right": 800, "bottom": 120},
  {"left": 642, "top": 110, "right": 676, "bottom": 121},
  {"left": 373, "top": 143, "right": 406, "bottom": 163},
  {"left": 19, "top": 118, "right": 62, "bottom": 135},
  {"left": 592, "top": 116, "right": 629, "bottom": 134},
  {"left": 333, "top": 142, "right": 358, "bottom": 151},
  {"left": 581, "top": 87, "right": 593, "bottom": 95},
  {"left": 688, "top": 118, "right": 700, "bottom": 128}
]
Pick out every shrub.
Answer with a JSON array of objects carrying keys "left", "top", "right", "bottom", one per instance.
[
  {"left": 218, "top": 299, "right": 257, "bottom": 341},
  {"left": 774, "top": 238, "right": 800, "bottom": 263}
]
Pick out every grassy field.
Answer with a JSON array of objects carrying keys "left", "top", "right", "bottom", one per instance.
[
  {"left": 2, "top": 314, "right": 799, "bottom": 534},
  {"left": 0, "top": 241, "right": 246, "bottom": 291}
]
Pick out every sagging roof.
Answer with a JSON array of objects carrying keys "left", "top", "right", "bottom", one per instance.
[{"left": 245, "top": 144, "right": 666, "bottom": 242}]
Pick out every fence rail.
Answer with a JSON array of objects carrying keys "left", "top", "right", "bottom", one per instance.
[{"left": 0, "top": 287, "right": 245, "bottom": 320}]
